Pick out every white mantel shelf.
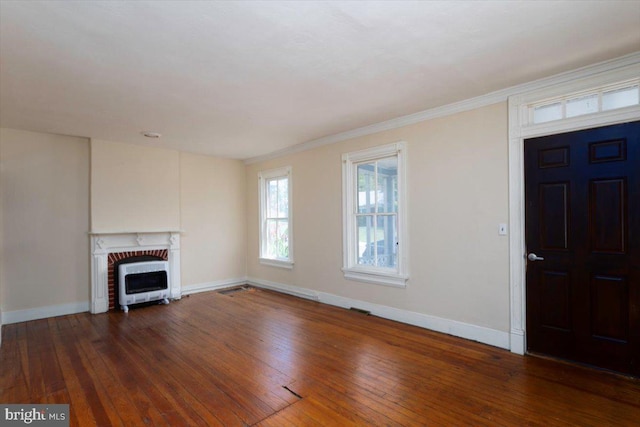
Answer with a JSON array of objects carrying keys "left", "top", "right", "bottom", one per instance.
[
  {"left": 90, "top": 231, "right": 182, "bottom": 314},
  {"left": 89, "top": 230, "right": 184, "bottom": 235}
]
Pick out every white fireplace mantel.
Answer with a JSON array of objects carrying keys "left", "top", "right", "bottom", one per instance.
[{"left": 90, "top": 231, "right": 182, "bottom": 313}]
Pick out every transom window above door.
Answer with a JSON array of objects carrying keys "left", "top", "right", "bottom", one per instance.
[{"left": 529, "top": 79, "right": 639, "bottom": 125}]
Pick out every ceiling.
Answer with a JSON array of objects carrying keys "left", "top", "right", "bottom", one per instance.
[{"left": 1, "top": 1, "right": 639, "bottom": 160}]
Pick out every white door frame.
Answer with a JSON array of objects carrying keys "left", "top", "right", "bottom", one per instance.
[{"left": 507, "top": 60, "right": 640, "bottom": 354}]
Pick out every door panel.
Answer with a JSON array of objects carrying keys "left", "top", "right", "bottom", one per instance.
[
  {"left": 590, "top": 275, "right": 628, "bottom": 342},
  {"left": 590, "top": 178, "right": 625, "bottom": 253},
  {"left": 539, "top": 270, "right": 571, "bottom": 331},
  {"left": 539, "top": 182, "right": 570, "bottom": 250},
  {"left": 525, "top": 121, "right": 639, "bottom": 376}
]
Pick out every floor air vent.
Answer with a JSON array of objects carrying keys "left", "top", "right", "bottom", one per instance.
[
  {"left": 218, "top": 285, "right": 252, "bottom": 295},
  {"left": 349, "top": 307, "right": 371, "bottom": 315}
]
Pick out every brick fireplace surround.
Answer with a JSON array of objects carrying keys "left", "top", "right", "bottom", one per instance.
[{"left": 90, "top": 231, "right": 181, "bottom": 313}]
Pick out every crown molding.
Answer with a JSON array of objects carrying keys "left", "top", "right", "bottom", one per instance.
[{"left": 244, "top": 51, "right": 640, "bottom": 165}]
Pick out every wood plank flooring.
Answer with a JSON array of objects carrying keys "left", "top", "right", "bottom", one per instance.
[{"left": 1, "top": 287, "right": 639, "bottom": 426}]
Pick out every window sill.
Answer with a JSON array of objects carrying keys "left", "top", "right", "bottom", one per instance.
[
  {"left": 259, "top": 258, "right": 294, "bottom": 270},
  {"left": 342, "top": 268, "right": 408, "bottom": 288}
]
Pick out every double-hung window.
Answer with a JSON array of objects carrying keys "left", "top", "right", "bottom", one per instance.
[
  {"left": 259, "top": 166, "right": 293, "bottom": 269},
  {"left": 342, "top": 142, "right": 408, "bottom": 287}
]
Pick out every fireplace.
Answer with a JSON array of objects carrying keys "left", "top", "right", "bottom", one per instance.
[{"left": 90, "top": 231, "right": 181, "bottom": 314}]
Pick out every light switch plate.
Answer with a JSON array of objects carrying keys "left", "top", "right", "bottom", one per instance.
[{"left": 499, "top": 223, "right": 508, "bottom": 235}]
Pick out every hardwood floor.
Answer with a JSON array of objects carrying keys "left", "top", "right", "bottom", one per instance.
[{"left": 1, "top": 287, "right": 639, "bottom": 426}]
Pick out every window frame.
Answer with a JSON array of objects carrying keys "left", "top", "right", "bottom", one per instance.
[
  {"left": 524, "top": 78, "right": 639, "bottom": 126},
  {"left": 258, "top": 166, "right": 293, "bottom": 269},
  {"left": 342, "top": 142, "right": 408, "bottom": 287}
]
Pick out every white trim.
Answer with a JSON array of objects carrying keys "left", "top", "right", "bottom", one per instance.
[
  {"left": 258, "top": 166, "right": 294, "bottom": 266},
  {"left": 247, "top": 277, "right": 509, "bottom": 349},
  {"left": 342, "top": 269, "right": 408, "bottom": 288},
  {"left": 258, "top": 258, "right": 294, "bottom": 269},
  {"left": 90, "top": 231, "right": 182, "bottom": 314},
  {"left": 318, "top": 292, "right": 509, "bottom": 350},
  {"left": 181, "top": 277, "right": 248, "bottom": 296},
  {"left": 89, "top": 229, "right": 184, "bottom": 235},
  {"left": 507, "top": 58, "right": 640, "bottom": 356},
  {"left": 0, "top": 277, "right": 248, "bottom": 324},
  {"left": 247, "top": 277, "right": 319, "bottom": 301},
  {"left": 1, "top": 301, "right": 90, "bottom": 325},
  {"left": 510, "top": 329, "right": 525, "bottom": 355},
  {"left": 245, "top": 52, "right": 640, "bottom": 165},
  {"left": 342, "top": 141, "right": 408, "bottom": 287}
]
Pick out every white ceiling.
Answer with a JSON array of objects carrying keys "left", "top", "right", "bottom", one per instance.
[{"left": 1, "top": 1, "right": 639, "bottom": 160}]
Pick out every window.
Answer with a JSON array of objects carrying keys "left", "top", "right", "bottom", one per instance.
[
  {"left": 342, "top": 142, "right": 408, "bottom": 287},
  {"left": 530, "top": 79, "right": 639, "bottom": 124},
  {"left": 259, "top": 166, "right": 293, "bottom": 268}
]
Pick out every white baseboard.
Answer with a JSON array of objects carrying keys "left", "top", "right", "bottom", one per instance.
[
  {"left": 1, "top": 301, "right": 90, "bottom": 325},
  {"left": 319, "top": 292, "right": 510, "bottom": 349},
  {"left": 181, "top": 277, "right": 248, "bottom": 296},
  {"left": 248, "top": 277, "right": 510, "bottom": 350},
  {"left": 0, "top": 278, "right": 511, "bottom": 351},
  {"left": 247, "top": 277, "right": 319, "bottom": 301},
  {"left": 0, "top": 277, "right": 246, "bottom": 325}
]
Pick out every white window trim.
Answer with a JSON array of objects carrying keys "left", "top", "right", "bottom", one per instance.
[
  {"left": 342, "top": 141, "right": 408, "bottom": 287},
  {"left": 258, "top": 166, "right": 293, "bottom": 269}
]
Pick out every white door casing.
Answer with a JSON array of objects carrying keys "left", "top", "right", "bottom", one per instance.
[{"left": 507, "top": 59, "right": 640, "bottom": 354}]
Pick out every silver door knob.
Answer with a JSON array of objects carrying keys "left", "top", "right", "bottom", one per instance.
[{"left": 527, "top": 253, "right": 545, "bottom": 261}]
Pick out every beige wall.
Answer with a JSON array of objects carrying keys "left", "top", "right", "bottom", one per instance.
[
  {"left": 0, "top": 102, "right": 509, "bottom": 335},
  {"left": 180, "top": 152, "right": 246, "bottom": 287},
  {"left": 246, "top": 102, "right": 510, "bottom": 332},
  {"left": 90, "top": 139, "right": 181, "bottom": 232},
  {"left": 0, "top": 136, "right": 3, "bottom": 334},
  {"left": 0, "top": 128, "right": 90, "bottom": 311},
  {"left": 0, "top": 130, "right": 249, "bottom": 319}
]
